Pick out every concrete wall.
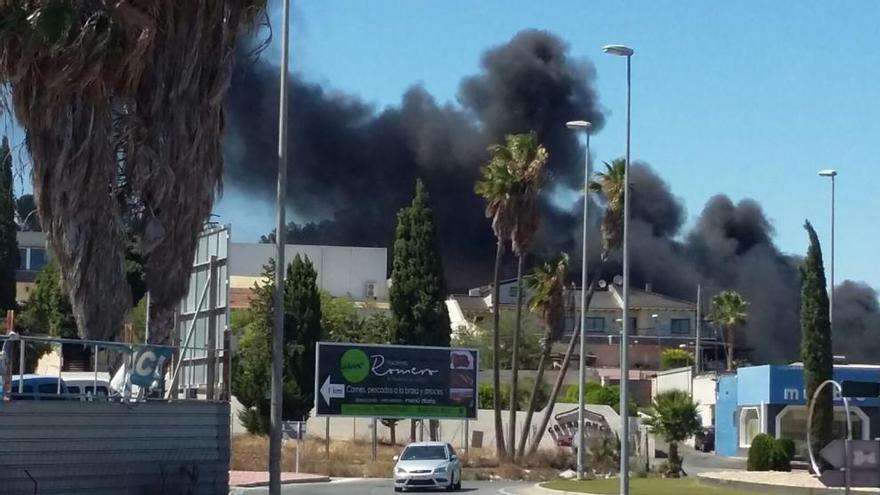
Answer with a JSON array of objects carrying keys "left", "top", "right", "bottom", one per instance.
[
  {"left": 693, "top": 374, "right": 718, "bottom": 428},
  {"left": 654, "top": 367, "right": 693, "bottom": 396},
  {"left": 229, "top": 243, "right": 388, "bottom": 301},
  {"left": 300, "top": 404, "right": 623, "bottom": 454},
  {"left": 0, "top": 401, "right": 230, "bottom": 495}
]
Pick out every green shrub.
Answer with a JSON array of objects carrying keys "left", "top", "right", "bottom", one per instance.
[
  {"left": 747, "top": 434, "right": 776, "bottom": 471},
  {"left": 748, "top": 434, "right": 794, "bottom": 471},
  {"left": 771, "top": 438, "right": 795, "bottom": 472}
]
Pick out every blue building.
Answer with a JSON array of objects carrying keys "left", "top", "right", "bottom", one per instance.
[{"left": 716, "top": 364, "right": 880, "bottom": 458}]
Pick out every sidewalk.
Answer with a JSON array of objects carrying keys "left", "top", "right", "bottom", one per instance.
[
  {"left": 230, "top": 471, "right": 331, "bottom": 487},
  {"left": 698, "top": 471, "right": 880, "bottom": 495}
]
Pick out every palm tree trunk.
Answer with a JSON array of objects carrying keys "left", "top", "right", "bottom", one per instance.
[
  {"left": 726, "top": 327, "right": 735, "bottom": 371},
  {"left": 429, "top": 419, "right": 440, "bottom": 441},
  {"left": 527, "top": 269, "right": 603, "bottom": 457},
  {"left": 491, "top": 239, "right": 507, "bottom": 459},
  {"left": 669, "top": 441, "right": 680, "bottom": 477},
  {"left": 507, "top": 255, "right": 525, "bottom": 460},
  {"left": 515, "top": 336, "right": 550, "bottom": 461}
]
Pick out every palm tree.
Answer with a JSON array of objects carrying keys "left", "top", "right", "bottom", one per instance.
[
  {"left": 0, "top": 3, "right": 263, "bottom": 342},
  {"left": 525, "top": 159, "right": 627, "bottom": 457},
  {"left": 710, "top": 290, "right": 749, "bottom": 371},
  {"left": 644, "top": 390, "right": 702, "bottom": 477},
  {"left": 515, "top": 254, "right": 567, "bottom": 461},
  {"left": 475, "top": 136, "right": 517, "bottom": 459},
  {"left": 588, "top": 160, "right": 626, "bottom": 259},
  {"left": 500, "top": 132, "right": 549, "bottom": 459}
]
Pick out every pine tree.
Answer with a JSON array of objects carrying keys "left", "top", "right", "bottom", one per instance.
[
  {"left": 390, "top": 180, "right": 451, "bottom": 442},
  {"left": 0, "top": 137, "right": 18, "bottom": 312},
  {"left": 232, "top": 256, "right": 324, "bottom": 433},
  {"left": 801, "top": 221, "right": 833, "bottom": 458},
  {"left": 390, "top": 180, "right": 450, "bottom": 347},
  {"left": 283, "top": 254, "right": 323, "bottom": 420},
  {"left": 231, "top": 260, "right": 275, "bottom": 434}
]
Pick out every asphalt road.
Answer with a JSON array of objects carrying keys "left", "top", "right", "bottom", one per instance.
[{"left": 231, "top": 479, "right": 537, "bottom": 495}]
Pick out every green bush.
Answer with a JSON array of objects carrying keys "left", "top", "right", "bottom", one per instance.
[
  {"left": 747, "top": 434, "right": 775, "bottom": 471},
  {"left": 748, "top": 434, "right": 794, "bottom": 472},
  {"left": 771, "top": 438, "right": 795, "bottom": 472}
]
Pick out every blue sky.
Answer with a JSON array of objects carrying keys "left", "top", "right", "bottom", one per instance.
[{"left": 218, "top": 0, "right": 880, "bottom": 290}]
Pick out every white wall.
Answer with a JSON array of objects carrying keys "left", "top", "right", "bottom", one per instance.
[
  {"left": 230, "top": 399, "right": 637, "bottom": 454},
  {"left": 692, "top": 374, "right": 718, "bottom": 428},
  {"left": 653, "top": 367, "right": 693, "bottom": 397},
  {"left": 229, "top": 243, "right": 388, "bottom": 301}
]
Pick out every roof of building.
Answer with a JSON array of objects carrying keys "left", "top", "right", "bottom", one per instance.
[{"left": 450, "top": 295, "right": 489, "bottom": 313}]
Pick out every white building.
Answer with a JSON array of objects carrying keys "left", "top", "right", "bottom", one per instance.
[{"left": 228, "top": 243, "right": 388, "bottom": 308}]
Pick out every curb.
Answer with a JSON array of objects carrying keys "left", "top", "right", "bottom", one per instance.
[
  {"left": 232, "top": 475, "right": 331, "bottom": 488},
  {"left": 531, "top": 481, "right": 603, "bottom": 495},
  {"left": 696, "top": 473, "right": 879, "bottom": 495}
]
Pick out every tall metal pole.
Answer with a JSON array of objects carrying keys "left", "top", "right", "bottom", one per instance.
[
  {"left": 270, "top": 1, "right": 291, "bottom": 493},
  {"left": 830, "top": 174, "right": 835, "bottom": 332},
  {"left": 577, "top": 127, "right": 591, "bottom": 480},
  {"left": 619, "top": 52, "right": 632, "bottom": 495},
  {"left": 695, "top": 284, "right": 701, "bottom": 374}
]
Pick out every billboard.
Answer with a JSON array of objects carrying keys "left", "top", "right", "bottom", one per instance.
[
  {"left": 314, "top": 342, "right": 478, "bottom": 419},
  {"left": 176, "top": 224, "right": 230, "bottom": 393}
]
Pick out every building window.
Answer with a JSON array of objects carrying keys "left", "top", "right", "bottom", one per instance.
[
  {"left": 775, "top": 406, "right": 868, "bottom": 459},
  {"left": 29, "top": 248, "right": 47, "bottom": 271},
  {"left": 670, "top": 318, "right": 691, "bottom": 335},
  {"left": 739, "top": 407, "right": 762, "bottom": 447},
  {"left": 18, "top": 248, "right": 26, "bottom": 270},
  {"left": 585, "top": 317, "right": 605, "bottom": 333},
  {"left": 508, "top": 285, "right": 519, "bottom": 298}
]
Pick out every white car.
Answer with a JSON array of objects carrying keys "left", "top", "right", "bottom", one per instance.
[{"left": 393, "top": 441, "right": 462, "bottom": 492}]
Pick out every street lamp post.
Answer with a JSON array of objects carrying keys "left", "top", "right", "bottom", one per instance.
[
  {"left": 818, "top": 169, "right": 837, "bottom": 332},
  {"left": 270, "top": 0, "right": 291, "bottom": 493},
  {"left": 603, "top": 43, "right": 634, "bottom": 495},
  {"left": 566, "top": 119, "right": 592, "bottom": 481}
]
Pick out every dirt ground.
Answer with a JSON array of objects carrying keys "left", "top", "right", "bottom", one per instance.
[{"left": 230, "top": 435, "right": 573, "bottom": 481}]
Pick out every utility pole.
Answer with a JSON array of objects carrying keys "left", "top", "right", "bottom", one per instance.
[
  {"left": 269, "top": 0, "right": 291, "bottom": 493},
  {"left": 695, "top": 284, "right": 701, "bottom": 374}
]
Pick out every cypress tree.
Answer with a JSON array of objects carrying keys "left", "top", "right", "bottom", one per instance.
[
  {"left": 390, "top": 179, "right": 450, "bottom": 347},
  {"left": 283, "top": 254, "right": 323, "bottom": 420},
  {"left": 801, "top": 220, "right": 833, "bottom": 457},
  {"left": 0, "top": 137, "right": 18, "bottom": 312}
]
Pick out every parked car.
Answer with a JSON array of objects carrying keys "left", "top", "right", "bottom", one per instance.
[
  {"left": 8, "top": 375, "right": 69, "bottom": 401},
  {"left": 694, "top": 426, "right": 715, "bottom": 452},
  {"left": 61, "top": 372, "right": 112, "bottom": 401},
  {"left": 393, "top": 441, "right": 462, "bottom": 492}
]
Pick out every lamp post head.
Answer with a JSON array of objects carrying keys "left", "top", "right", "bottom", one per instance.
[
  {"left": 818, "top": 169, "right": 838, "bottom": 178},
  {"left": 566, "top": 120, "right": 592, "bottom": 131},
  {"left": 603, "top": 44, "right": 634, "bottom": 57}
]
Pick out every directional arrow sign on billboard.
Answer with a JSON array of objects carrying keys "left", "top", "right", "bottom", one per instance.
[{"left": 320, "top": 376, "right": 345, "bottom": 406}]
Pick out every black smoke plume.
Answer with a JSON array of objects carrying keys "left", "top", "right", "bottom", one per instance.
[
  {"left": 223, "top": 30, "right": 880, "bottom": 363},
  {"left": 224, "top": 30, "right": 602, "bottom": 290}
]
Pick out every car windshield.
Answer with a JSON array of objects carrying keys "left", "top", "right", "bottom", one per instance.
[{"left": 401, "top": 446, "right": 447, "bottom": 461}]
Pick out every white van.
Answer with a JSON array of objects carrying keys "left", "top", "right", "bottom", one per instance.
[{"left": 60, "top": 372, "right": 112, "bottom": 401}]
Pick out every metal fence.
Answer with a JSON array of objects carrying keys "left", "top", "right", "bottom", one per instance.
[{"left": 0, "top": 333, "right": 228, "bottom": 403}]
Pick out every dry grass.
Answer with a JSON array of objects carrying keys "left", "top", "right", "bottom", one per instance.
[{"left": 231, "top": 434, "right": 574, "bottom": 480}]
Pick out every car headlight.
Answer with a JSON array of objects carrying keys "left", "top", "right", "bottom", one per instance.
[
  {"left": 395, "top": 467, "right": 407, "bottom": 474},
  {"left": 434, "top": 465, "right": 448, "bottom": 473}
]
